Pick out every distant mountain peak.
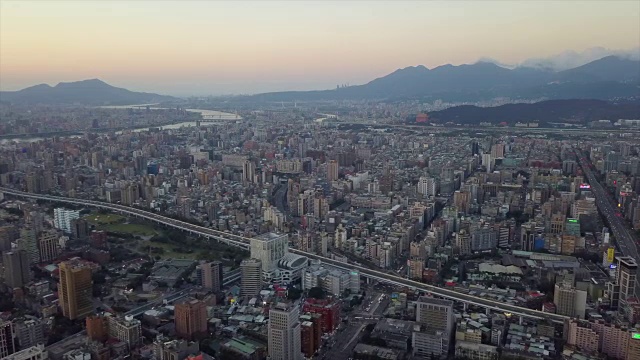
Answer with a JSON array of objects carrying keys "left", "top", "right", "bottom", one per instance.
[
  {"left": 55, "top": 78, "right": 112, "bottom": 88},
  {"left": 1, "top": 79, "right": 174, "bottom": 105}
]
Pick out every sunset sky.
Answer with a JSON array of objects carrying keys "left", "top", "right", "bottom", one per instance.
[{"left": 1, "top": 0, "right": 639, "bottom": 96}]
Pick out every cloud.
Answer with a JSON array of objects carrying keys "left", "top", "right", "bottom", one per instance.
[
  {"left": 518, "top": 46, "right": 640, "bottom": 71},
  {"left": 476, "top": 57, "right": 517, "bottom": 69}
]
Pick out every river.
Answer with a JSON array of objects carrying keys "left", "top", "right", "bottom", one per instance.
[{"left": 1, "top": 107, "right": 240, "bottom": 144}]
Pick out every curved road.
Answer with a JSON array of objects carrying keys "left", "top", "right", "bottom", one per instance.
[{"left": 0, "top": 187, "right": 568, "bottom": 323}]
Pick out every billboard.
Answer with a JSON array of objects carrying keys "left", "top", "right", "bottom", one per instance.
[
  {"left": 607, "top": 248, "right": 615, "bottom": 263},
  {"left": 633, "top": 333, "right": 640, "bottom": 340},
  {"left": 579, "top": 184, "right": 591, "bottom": 189}
]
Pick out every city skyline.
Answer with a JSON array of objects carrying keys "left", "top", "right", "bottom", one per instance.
[{"left": 1, "top": 0, "right": 639, "bottom": 96}]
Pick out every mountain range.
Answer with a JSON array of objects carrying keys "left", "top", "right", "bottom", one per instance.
[
  {"left": 249, "top": 56, "right": 640, "bottom": 102},
  {"left": 0, "top": 55, "right": 638, "bottom": 105},
  {"left": 0, "top": 79, "right": 174, "bottom": 106}
]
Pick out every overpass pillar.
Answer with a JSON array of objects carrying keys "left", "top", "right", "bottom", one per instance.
[
  {"left": 519, "top": 316, "right": 523, "bottom": 325},
  {"left": 463, "top": 303, "right": 468, "bottom": 312},
  {"left": 485, "top": 308, "right": 490, "bottom": 316},
  {"left": 366, "top": 277, "right": 370, "bottom": 285}
]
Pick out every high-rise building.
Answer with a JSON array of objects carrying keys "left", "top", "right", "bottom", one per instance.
[
  {"left": 490, "top": 143, "right": 505, "bottom": 159},
  {"left": 628, "top": 331, "right": 640, "bottom": 360},
  {"left": 2, "top": 250, "right": 31, "bottom": 288},
  {"left": 0, "top": 320, "right": 16, "bottom": 358},
  {"left": 240, "top": 258, "right": 262, "bottom": 298},
  {"left": 38, "top": 230, "right": 59, "bottom": 263},
  {"left": 17, "top": 227, "right": 39, "bottom": 265},
  {"left": 455, "top": 230, "right": 471, "bottom": 256},
  {"left": 416, "top": 297, "right": 454, "bottom": 334},
  {"left": 327, "top": 160, "right": 339, "bottom": 181},
  {"left": 53, "top": 208, "right": 81, "bottom": 234},
  {"left": 174, "top": 299, "right": 207, "bottom": 340},
  {"left": 268, "top": 303, "right": 302, "bottom": 360},
  {"left": 107, "top": 314, "right": 142, "bottom": 349},
  {"left": 0, "top": 225, "right": 15, "bottom": 252},
  {"left": 300, "top": 321, "right": 319, "bottom": 358},
  {"left": 413, "top": 297, "right": 454, "bottom": 358},
  {"left": 617, "top": 256, "right": 637, "bottom": 302},
  {"left": 417, "top": 177, "right": 437, "bottom": 197},
  {"left": 58, "top": 260, "right": 93, "bottom": 320},
  {"left": 14, "top": 319, "right": 44, "bottom": 350},
  {"left": 250, "top": 232, "right": 288, "bottom": 273},
  {"left": 554, "top": 283, "right": 587, "bottom": 319},
  {"left": 616, "top": 256, "right": 638, "bottom": 318},
  {"left": 471, "top": 141, "right": 480, "bottom": 156},
  {"left": 70, "top": 218, "right": 91, "bottom": 241},
  {"left": 243, "top": 160, "right": 255, "bottom": 184},
  {"left": 566, "top": 319, "right": 599, "bottom": 354},
  {"left": 562, "top": 160, "right": 577, "bottom": 175},
  {"left": 196, "top": 261, "right": 223, "bottom": 292}
]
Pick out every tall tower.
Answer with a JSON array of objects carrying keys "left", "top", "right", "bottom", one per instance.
[
  {"left": 616, "top": 256, "right": 637, "bottom": 300},
  {"left": 616, "top": 256, "right": 638, "bottom": 319},
  {"left": 197, "top": 261, "right": 223, "bottom": 292},
  {"left": 240, "top": 258, "right": 262, "bottom": 298},
  {"left": 2, "top": 250, "right": 31, "bottom": 288},
  {"left": 58, "top": 260, "right": 93, "bottom": 320},
  {"left": 268, "top": 303, "right": 302, "bottom": 360}
]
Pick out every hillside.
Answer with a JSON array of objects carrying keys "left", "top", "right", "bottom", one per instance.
[
  {"left": 0, "top": 79, "right": 175, "bottom": 105},
  {"left": 420, "top": 99, "right": 640, "bottom": 126}
]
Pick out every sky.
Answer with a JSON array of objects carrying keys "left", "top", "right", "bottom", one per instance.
[{"left": 1, "top": 0, "right": 639, "bottom": 96}]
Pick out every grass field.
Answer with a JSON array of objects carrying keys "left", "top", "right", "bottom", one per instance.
[
  {"left": 102, "top": 223, "right": 158, "bottom": 237},
  {"left": 140, "top": 240, "right": 199, "bottom": 260},
  {"left": 85, "top": 213, "right": 126, "bottom": 225}
]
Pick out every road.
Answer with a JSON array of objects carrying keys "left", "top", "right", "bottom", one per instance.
[
  {"left": 576, "top": 152, "right": 640, "bottom": 296},
  {"left": 0, "top": 187, "right": 569, "bottom": 323}
]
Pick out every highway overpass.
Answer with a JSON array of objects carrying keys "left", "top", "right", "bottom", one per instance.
[{"left": 0, "top": 187, "right": 569, "bottom": 323}]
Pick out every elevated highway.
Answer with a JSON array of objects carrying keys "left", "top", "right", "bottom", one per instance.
[{"left": 0, "top": 187, "right": 569, "bottom": 324}]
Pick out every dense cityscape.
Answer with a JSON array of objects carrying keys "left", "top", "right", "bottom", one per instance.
[
  {"left": 0, "top": 102, "right": 639, "bottom": 360},
  {"left": 2, "top": 1, "right": 640, "bottom": 360}
]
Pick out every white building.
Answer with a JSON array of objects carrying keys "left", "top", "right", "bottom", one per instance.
[
  {"left": 251, "top": 233, "right": 308, "bottom": 284},
  {"left": 3, "top": 345, "right": 48, "bottom": 360},
  {"left": 250, "top": 233, "right": 288, "bottom": 272},
  {"left": 54, "top": 208, "right": 81, "bottom": 234},
  {"left": 413, "top": 297, "right": 455, "bottom": 358},
  {"left": 417, "top": 177, "right": 437, "bottom": 197},
  {"left": 301, "top": 265, "right": 360, "bottom": 296},
  {"left": 107, "top": 315, "right": 142, "bottom": 349},
  {"left": 268, "top": 303, "right": 302, "bottom": 360}
]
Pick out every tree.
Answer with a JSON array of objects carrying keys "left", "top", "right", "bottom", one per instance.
[
  {"left": 308, "top": 287, "right": 326, "bottom": 300},
  {"left": 342, "top": 288, "right": 351, "bottom": 298},
  {"left": 287, "top": 288, "right": 302, "bottom": 300}
]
